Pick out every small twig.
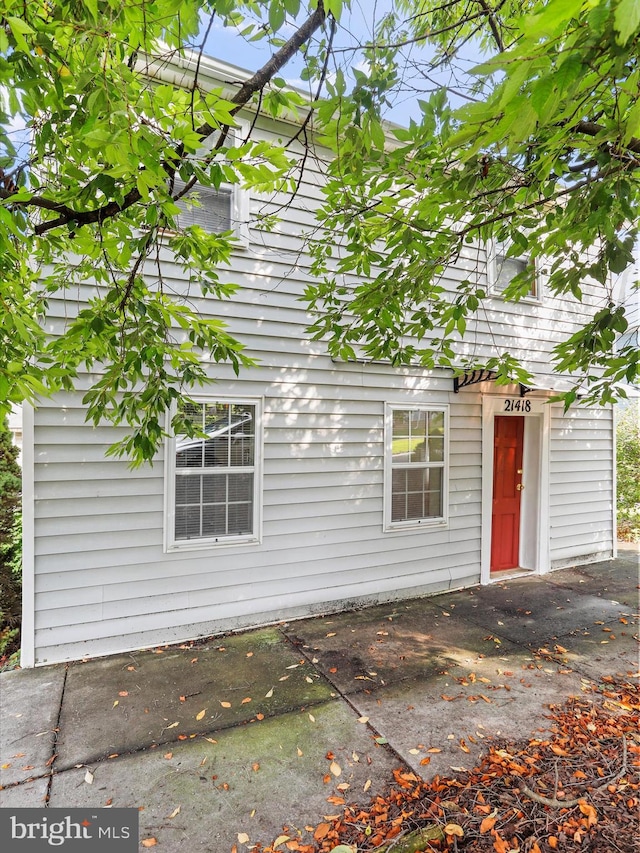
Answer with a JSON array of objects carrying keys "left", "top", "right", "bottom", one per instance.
[{"left": 519, "top": 735, "right": 628, "bottom": 809}]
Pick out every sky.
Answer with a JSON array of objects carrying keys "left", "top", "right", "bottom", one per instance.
[{"left": 199, "top": 1, "right": 466, "bottom": 128}]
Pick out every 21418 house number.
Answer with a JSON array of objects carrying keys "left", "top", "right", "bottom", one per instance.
[{"left": 504, "top": 398, "right": 531, "bottom": 412}]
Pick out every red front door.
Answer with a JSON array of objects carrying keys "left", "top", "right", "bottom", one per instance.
[{"left": 491, "top": 416, "right": 524, "bottom": 572}]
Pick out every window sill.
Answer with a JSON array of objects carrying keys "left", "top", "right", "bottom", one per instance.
[
  {"left": 166, "top": 534, "right": 261, "bottom": 552},
  {"left": 384, "top": 519, "right": 448, "bottom": 534}
]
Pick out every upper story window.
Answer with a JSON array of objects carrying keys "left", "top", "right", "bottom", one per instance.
[
  {"left": 170, "top": 127, "right": 249, "bottom": 245},
  {"left": 489, "top": 240, "right": 541, "bottom": 302},
  {"left": 174, "top": 180, "right": 234, "bottom": 233},
  {"left": 384, "top": 404, "right": 449, "bottom": 531},
  {"left": 166, "top": 398, "right": 261, "bottom": 550}
]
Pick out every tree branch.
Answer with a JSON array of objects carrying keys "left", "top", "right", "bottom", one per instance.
[{"left": 29, "top": 3, "right": 328, "bottom": 236}]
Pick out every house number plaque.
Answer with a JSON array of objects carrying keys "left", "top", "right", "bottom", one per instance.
[{"left": 503, "top": 398, "right": 531, "bottom": 412}]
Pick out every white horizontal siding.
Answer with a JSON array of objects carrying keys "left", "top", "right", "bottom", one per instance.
[
  {"left": 30, "top": 371, "right": 484, "bottom": 663},
  {"left": 27, "top": 118, "right": 615, "bottom": 665},
  {"left": 549, "top": 405, "right": 614, "bottom": 566}
]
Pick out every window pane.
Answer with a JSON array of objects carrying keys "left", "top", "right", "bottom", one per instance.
[
  {"left": 175, "top": 505, "right": 202, "bottom": 540},
  {"left": 495, "top": 251, "right": 535, "bottom": 297},
  {"left": 175, "top": 475, "right": 201, "bottom": 505},
  {"left": 202, "top": 505, "right": 227, "bottom": 537}
]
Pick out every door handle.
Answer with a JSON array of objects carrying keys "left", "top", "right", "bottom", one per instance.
[{"left": 516, "top": 483, "right": 524, "bottom": 491}]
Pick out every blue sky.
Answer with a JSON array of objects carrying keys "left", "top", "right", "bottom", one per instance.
[{"left": 200, "top": 1, "right": 463, "bottom": 128}]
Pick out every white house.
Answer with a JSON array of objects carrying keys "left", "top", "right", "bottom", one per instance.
[{"left": 19, "top": 56, "right": 617, "bottom": 667}]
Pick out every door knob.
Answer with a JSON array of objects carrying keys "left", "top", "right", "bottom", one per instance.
[{"left": 516, "top": 483, "right": 524, "bottom": 491}]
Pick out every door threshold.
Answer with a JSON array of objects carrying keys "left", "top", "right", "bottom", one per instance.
[{"left": 488, "top": 567, "right": 536, "bottom": 582}]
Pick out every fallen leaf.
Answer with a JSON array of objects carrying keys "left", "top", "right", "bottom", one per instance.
[
  {"left": 252, "top": 762, "right": 260, "bottom": 772},
  {"left": 203, "top": 737, "right": 218, "bottom": 744},
  {"left": 166, "top": 721, "right": 179, "bottom": 729},
  {"left": 363, "top": 779, "right": 371, "bottom": 792},
  {"left": 265, "top": 688, "right": 274, "bottom": 698},
  {"left": 480, "top": 816, "right": 496, "bottom": 833},
  {"left": 330, "top": 760, "right": 341, "bottom": 776},
  {"left": 163, "top": 752, "right": 173, "bottom": 760},
  {"left": 308, "top": 713, "right": 316, "bottom": 722},
  {"left": 84, "top": 770, "right": 94, "bottom": 785},
  {"left": 112, "top": 700, "right": 119, "bottom": 708},
  {"left": 427, "top": 747, "right": 442, "bottom": 753},
  {"left": 358, "top": 716, "right": 369, "bottom": 724},
  {"left": 220, "top": 701, "right": 232, "bottom": 709},
  {"left": 420, "top": 757, "right": 431, "bottom": 766},
  {"left": 314, "top": 823, "right": 331, "bottom": 841},
  {"left": 118, "top": 691, "right": 128, "bottom": 697},
  {"left": 237, "top": 832, "right": 250, "bottom": 844},
  {"left": 241, "top": 697, "right": 252, "bottom": 704},
  {"left": 141, "top": 839, "right": 157, "bottom": 848},
  {"left": 297, "top": 748, "right": 303, "bottom": 757},
  {"left": 196, "top": 709, "right": 206, "bottom": 721},
  {"left": 444, "top": 823, "right": 464, "bottom": 837},
  {"left": 273, "top": 836, "right": 290, "bottom": 849},
  {"left": 167, "top": 805, "right": 181, "bottom": 819}
]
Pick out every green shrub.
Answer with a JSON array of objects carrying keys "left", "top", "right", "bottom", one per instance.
[
  {"left": 0, "top": 416, "right": 21, "bottom": 664},
  {"left": 616, "top": 402, "right": 640, "bottom": 542}
]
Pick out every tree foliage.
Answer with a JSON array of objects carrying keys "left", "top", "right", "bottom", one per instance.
[
  {"left": 0, "top": 0, "right": 638, "bottom": 462},
  {"left": 616, "top": 402, "right": 640, "bottom": 541},
  {"left": 0, "top": 416, "right": 21, "bottom": 660}
]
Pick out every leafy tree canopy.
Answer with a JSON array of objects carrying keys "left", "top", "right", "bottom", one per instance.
[{"left": 0, "top": 0, "right": 638, "bottom": 462}]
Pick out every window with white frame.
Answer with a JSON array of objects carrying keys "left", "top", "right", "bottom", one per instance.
[
  {"left": 385, "top": 404, "right": 448, "bottom": 530},
  {"left": 167, "top": 399, "right": 260, "bottom": 548},
  {"left": 490, "top": 240, "right": 541, "bottom": 301},
  {"left": 171, "top": 127, "right": 249, "bottom": 244}
]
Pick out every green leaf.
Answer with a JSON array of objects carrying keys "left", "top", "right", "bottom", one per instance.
[{"left": 614, "top": 0, "right": 640, "bottom": 45}]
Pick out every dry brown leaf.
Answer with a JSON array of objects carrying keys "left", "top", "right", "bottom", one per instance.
[
  {"left": 330, "top": 760, "right": 341, "bottom": 776},
  {"left": 196, "top": 709, "right": 206, "bottom": 721},
  {"left": 237, "top": 832, "right": 250, "bottom": 844},
  {"left": 220, "top": 701, "right": 232, "bottom": 708},
  {"left": 141, "top": 839, "right": 157, "bottom": 848},
  {"left": 480, "top": 816, "right": 496, "bottom": 833},
  {"left": 313, "top": 823, "right": 331, "bottom": 841}
]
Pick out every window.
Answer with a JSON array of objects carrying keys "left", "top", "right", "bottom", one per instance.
[
  {"left": 384, "top": 404, "right": 448, "bottom": 530},
  {"left": 174, "top": 180, "right": 234, "bottom": 233},
  {"left": 171, "top": 126, "right": 249, "bottom": 245},
  {"left": 490, "top": 240, "right": 540, "bottom": 301},
  {"left": 166, "top": 398, "right": 261, "bottom": 549}
]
